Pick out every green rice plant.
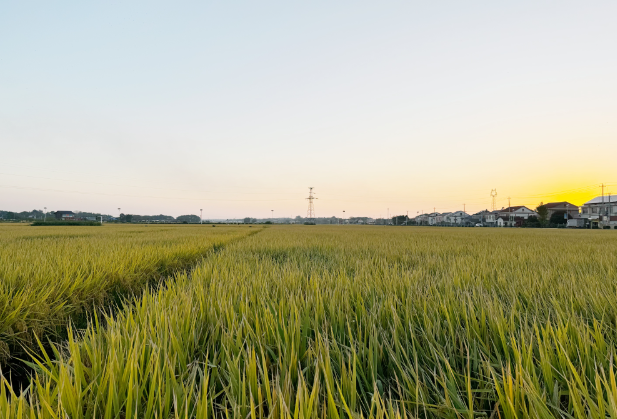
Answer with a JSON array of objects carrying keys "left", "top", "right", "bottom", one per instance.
[
  {"left": 0, "top": 224, "right": 256, "bottom": 362},
  {"left": 2, "top": 226, "right": 617, "bottom": 418}
]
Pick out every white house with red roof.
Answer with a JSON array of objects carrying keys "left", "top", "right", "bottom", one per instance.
[{"left": 496, "top": 206, "right": 537, "bottom": 220}]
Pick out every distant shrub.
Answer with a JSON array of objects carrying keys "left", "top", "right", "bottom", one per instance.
[{"left": 31, "top": 221, "right": 102, "bottom": 226}]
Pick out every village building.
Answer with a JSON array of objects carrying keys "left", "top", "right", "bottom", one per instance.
[
  {"left": 496, "top": 206, "right": 538, "bottom": 220},
  {"left": 580, "top": 196, "right": 617, "bottom": 229},
  {"left": 473, "top": 210, "right": 496, "bottom": 226},
  {"left": 414, "top": 214, "right": 429, "bottom": 225},
  {"left": 445, "top": 211, "right": 469, "bottom": 225},
  {"left": 436, "top": 212, "right": 451, "bottom": 224},
  {"left": 542, "top": 202, "right": 579, "bottom": 220},
  {"left": 427, "top": 212, "right": 439, "bottom": 226},
  {"left": 54, "top": 211, "right": 76, "bottom": 221}
]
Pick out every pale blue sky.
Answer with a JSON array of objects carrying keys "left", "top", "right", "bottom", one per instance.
[{"left": 1, "top": 1, "right": 616, "bottom": 218}]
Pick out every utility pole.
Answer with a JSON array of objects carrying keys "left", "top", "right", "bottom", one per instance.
[
  {"left": 601, "top": 183, "right": 605, "bottom": 203},
  {"left": 271, "top": 209, "right": 274, "bottom": 223},
  {"left": 200, "top": 209, "right": 203, "bottom": 224},
  {"left": 118, "top": 208, "right": 121, "bottom": 222},
  {"left": 490, "top": 189, "right": 498, "bottom": 211},
  {"left": 44, "top": 207, "right": 47, "bottom": 222},
  {"left": 565, "top": 203, "right": 570, "bottom": 222},
  {"left": 342, "top": 210, "right": 345, "bottom": 225}
]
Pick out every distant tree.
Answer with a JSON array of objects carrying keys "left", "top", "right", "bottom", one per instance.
[
  {"left": 392, "top": 215, "right": 408, "bottom": 225},
  {"left": 264, "top": 221, "right": 273, "bottom": 224},
  {"left": 243, "top": 217, "right": 252, "bottom": 224},
  {"left": 536, "top": 203, "right": 548, "bottom": 226},
  {"left": 524, "top": 215, "right": 539, "bottom": 228},
  {"left": 6, "top": 212, "right": 15, "bottom": 220},
  {"left": 176, "top": 215, "right": 200, "bottom": 223},
  {"left": 550, "top": 211, "right": 567, "bottom": 225},
  {"left": 125, "top": 214, "right": 133, "bottom": 223}
]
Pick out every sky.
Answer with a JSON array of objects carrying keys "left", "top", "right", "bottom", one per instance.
[{"left": 1, "top": 1, "right": 616, "bottom": 219}]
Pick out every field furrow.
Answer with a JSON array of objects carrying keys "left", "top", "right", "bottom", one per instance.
[{"left": 0, "top": 224, "right": 259, "bottom": 364}]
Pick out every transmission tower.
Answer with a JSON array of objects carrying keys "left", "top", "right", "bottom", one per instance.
[
  {"left": 490, "top": 189, "right": 498, "bottom": 211},
  {"left": 306, "top": 187, "right": 317, "bottom": 221}
]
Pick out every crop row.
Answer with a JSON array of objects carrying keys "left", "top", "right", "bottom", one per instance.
[{"left": 0, "top": 224, "right": 256, "bottom": 362}]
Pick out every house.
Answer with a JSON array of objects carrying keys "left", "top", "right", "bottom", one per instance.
[
  {"left": 446, "top": 211, "right": 469, "bottom": 225},
  {"left": 54, "top": 211, "right": 75, "bottom": 221},
  {"left": 580, "top": 196, "right": 617, "bottom": 229},
  {"left": 415, "top": 214, "right": 429, "bottom": 225},
  {"left": 436, "top": 212, "right": 450, "bottom": 225},
  {"left": 542, "top": 202, "right": 579, "bottom": 220},
  {"left": 427, "top": 212, "right": 439, "bottom": 226},
  {"left": 495, "top": 214, "right": 527, "bottom": 227},
  {"left": 496, "top": 206, "right": 537, "bottom": 220},
  {"left": 473, "top": 210, "right": 496, "bottom": 226}
]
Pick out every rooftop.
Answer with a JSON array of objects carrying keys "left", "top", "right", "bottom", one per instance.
[
  {"left": 543, "top": 201, "right": 578, "bottom": 209},
  {"left": 583, "top": 196, "right": 617, "bottom": 205},
  {"left": 499, "top": 206, "right": 533, "bottom": 212}
]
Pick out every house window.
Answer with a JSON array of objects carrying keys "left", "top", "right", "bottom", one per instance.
[
  {"left": 613, "top": 206, "right": 617, "bottom": 214},
  {"left": 582, "top": 207, "right": 589, "bottom": 214},
  {"left": 592, "top": 207, "right": 599, "bottom": 214}
]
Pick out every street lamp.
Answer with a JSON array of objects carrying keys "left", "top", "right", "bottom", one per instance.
[
  {"left": 271, "top": 210, "right": 274, "bottom": 223},
  {"left": 118, "top": 208, "right": 121, "bottom": 222},
  {"left": 200, "top": 209, "right": 203, "bottom": 224},
  {"left": 44, "top": 207, "right": 47, "bottom": 222},
  {"left": 342, "top": 210, "right": 345, "bottom": 225}
]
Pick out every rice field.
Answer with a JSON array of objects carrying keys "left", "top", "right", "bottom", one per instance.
[
  {"left": 0, "top": 224, "right": 255, "bottom": 362},
  {"left": 2, "top": 225, "right": 617, "bottom": 418}
]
